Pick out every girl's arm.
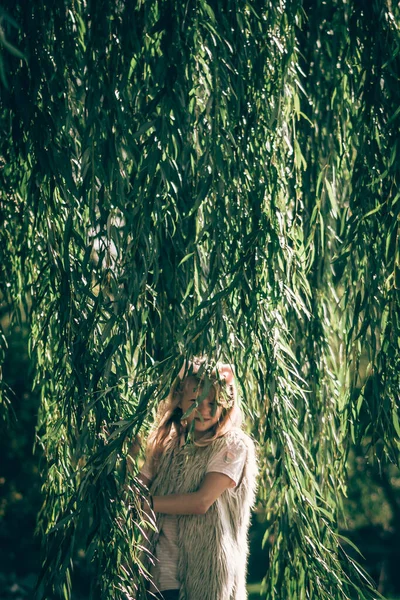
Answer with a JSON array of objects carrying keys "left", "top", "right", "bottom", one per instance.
[{"left": 153, "top": 472, "right": 234, "bottom": 515}]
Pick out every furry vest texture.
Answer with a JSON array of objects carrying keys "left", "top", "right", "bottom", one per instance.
[{"left": 148, "top": 428, "right": 258, "bottom": 600}]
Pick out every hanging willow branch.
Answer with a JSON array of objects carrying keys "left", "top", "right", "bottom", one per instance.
[{"left": 0, "top": 0, "right": 399, "bottom": 599}]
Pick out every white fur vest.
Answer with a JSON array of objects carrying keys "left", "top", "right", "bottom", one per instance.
[{"left": 148, "top": 428, "right": 258, "bottom": 600}]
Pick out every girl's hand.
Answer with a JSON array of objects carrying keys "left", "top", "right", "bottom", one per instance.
[
  {"left": 140, "top": 491, "right": 154, "bottom": 513},
  {"left": 152, "top": 472, "right": 235, "bottom": 515},
  {"left": 137, "top": 472, "right": 152, "bottom": 488},
  {"left": 128, "top": 487, "right": 155, "bottom": 524}
]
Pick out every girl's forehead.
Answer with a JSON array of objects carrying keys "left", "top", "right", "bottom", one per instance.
[{"left": 182, "top": 376, "right": 215, "bottom": 399}]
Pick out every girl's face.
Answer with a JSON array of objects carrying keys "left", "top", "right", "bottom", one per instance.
[{"left": 179, "top": 377, "right": 223, "bottom": 439}]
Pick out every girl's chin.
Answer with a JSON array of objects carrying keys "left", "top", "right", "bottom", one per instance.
[
  {"left": 194, "top": 420, "right": 215, "bottom": 430},
  {"left": 192, "top": 423, "right": 216, "bottom": 439}
]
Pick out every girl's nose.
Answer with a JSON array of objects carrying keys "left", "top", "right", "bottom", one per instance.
[{"left": 198, "top": 400, "right": 210, "bottom": 417}]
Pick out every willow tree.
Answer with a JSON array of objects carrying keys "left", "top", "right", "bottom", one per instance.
[{"left": 0, "top": 0, "right": 399, "bottom": 598}]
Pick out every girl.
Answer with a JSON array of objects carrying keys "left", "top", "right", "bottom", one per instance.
[{"left": 137, "top": 357, "right": 258, "bottom": 600}]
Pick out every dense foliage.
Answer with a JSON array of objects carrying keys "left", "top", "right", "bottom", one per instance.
[{"left": 1, "top": 1, "right": 399, "bottom": 599}]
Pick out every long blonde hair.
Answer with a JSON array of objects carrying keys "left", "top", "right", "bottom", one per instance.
[{"left": 147, "top": 358, "right": 243, "bottom": 467}]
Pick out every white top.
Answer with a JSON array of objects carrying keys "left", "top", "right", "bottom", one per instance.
[{"left": 140, "top": 436, "right": 247, "bottom": 592}]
